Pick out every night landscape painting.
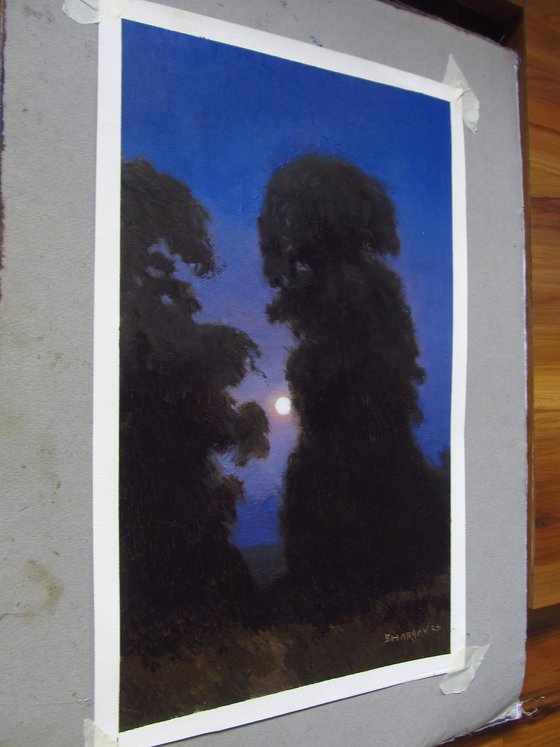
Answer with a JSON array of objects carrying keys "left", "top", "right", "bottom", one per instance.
[{"left": 114, "top": 8, "right": 460, "bottom": 738}]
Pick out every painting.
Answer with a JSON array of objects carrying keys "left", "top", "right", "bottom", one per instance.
[{"left": 94, "top": 2, "right": 467, "bottom": 745}]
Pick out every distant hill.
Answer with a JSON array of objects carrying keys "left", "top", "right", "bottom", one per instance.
[{"left": 238, "top": 543, "right": 287, "bottom": 591}]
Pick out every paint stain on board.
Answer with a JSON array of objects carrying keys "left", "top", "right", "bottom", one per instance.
[
  {"left": 26, "top": 560, "right": 63, "bottom": 618},
  {"left": 0, "top": 560, "right": 63, "bottom": 624},
  {"left": 22, "top": 5, "right": 55, "bottom": 23}
]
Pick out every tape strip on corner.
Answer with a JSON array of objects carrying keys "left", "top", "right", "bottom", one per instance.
[
  {"left": 62, "top": 0, "right": 132, "bottom": 24},
  {"left": 439, "top": 644, "right": 490, "bottom": 695},
  {"left": 84, "top": 719, "right": 118, "bottom": 747},
  {"left": 443, "top": 54, "right": 480, "bottom": 134}
]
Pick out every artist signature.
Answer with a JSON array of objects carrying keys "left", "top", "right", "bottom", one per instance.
[{"left": 384, "top": 624, "right": 442, "bottom": 643}]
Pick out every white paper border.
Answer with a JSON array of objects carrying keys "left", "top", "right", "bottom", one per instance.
[
  {"left": 94, "top": 13, "right": 122, "bottom": 741},
  {"left": 93, "top": 2, "right": 467, "bottom": 743}
]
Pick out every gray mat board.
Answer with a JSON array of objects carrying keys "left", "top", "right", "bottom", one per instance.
[{"left": 0, "top": 1, "right": 526, "bottom": 745}]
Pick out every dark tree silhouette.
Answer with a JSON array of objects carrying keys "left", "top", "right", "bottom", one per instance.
[
  {"left": 120, "top": 159, "right": 270, "bottom": 651},
  {"left": 259, "top": 154, "right": 450, "bottom": 623}
]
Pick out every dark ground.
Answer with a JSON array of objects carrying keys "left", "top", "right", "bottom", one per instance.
[{"left": 120, "top": 572, "right": 449, "bottom": 731}]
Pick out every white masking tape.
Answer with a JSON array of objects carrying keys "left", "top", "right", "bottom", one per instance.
[
  {"left": 443, "top": 54, "right": 480, "bottom": 134},
  {"left": 62, "top": 0, "right": 132, "bottom": 24},
  {"left": 439, "top": 644, "right": 490, "bottom": 695},
  {"left": 84, "top": 719, "right": 118, "bottom": 747}
]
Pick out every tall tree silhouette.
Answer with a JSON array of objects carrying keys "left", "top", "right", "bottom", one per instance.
[
  {"left": 259, "top": 154, "right": 449, "bottom": 623},
  {"left": 120, "top": 159, "right": 269, "bottom": 650}
]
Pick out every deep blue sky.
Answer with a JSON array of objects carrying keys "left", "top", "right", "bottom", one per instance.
[{"left": 121, "top": 19, "right": 453, "bottom": 548}]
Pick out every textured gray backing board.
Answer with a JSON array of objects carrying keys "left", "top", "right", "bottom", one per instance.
[{"left": 0, "top": 1, "right": 526, "bottom": 746}]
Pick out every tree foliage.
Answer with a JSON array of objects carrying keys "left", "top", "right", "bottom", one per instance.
[
  {"left": 259, "top": 154, "right": 450, "bottom": 623},
  {"left": 120, "top": 159, "right": 270, "bottom": 648}
]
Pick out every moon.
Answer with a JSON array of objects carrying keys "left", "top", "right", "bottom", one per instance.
[{"left": 275, "top": 396, "right": 291, "bottom": 416}]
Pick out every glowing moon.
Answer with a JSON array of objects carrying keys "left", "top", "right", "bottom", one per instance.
[{"left": 275, "top": 396, "right": 291, "bottom": 416}]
